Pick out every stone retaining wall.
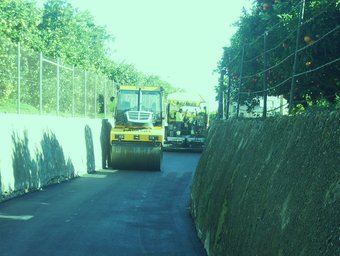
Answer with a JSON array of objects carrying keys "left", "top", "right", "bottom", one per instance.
[{"left": 191, "top": 111, "right": 340, "bottom": 256}]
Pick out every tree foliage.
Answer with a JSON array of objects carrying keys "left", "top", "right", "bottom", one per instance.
[
  {"left": 219, "top": 0, "right": 340, "bottom": 111},
  {"left": 110, "top": 62, "right": 176, "bottom": 95},
  {"left": 0, "top": 0, "right": 41, "bottom": 47},
  {"left": 38, "top": 0, "right": 111, "bottom": 71},
  {"left": 0, "top": 0, "right": 175, "bottom": 106}
]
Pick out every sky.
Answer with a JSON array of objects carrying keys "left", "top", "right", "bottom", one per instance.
[{"left": 37, "top": 0, "right": 252, "bottom": 110}]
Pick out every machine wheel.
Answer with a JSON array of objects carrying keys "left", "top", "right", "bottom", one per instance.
[{"left": 109, "top": 142, "right": 162, "bottom": 171}]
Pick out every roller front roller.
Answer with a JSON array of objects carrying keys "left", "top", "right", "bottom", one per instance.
[{"left": 110, "top": 142, "right": 162, "bottom": 171}]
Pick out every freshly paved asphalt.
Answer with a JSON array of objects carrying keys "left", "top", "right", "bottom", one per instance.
[{"left": 0, "top": 152, "right": 206, "bottom": 256}]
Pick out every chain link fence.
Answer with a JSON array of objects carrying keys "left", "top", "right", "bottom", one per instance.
[{"left": 0, "top": 36, "right": 115, "bottom": 118}]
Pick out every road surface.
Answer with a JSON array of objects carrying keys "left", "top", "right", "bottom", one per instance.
[{"left": 0, "top": 152, "right": 206, "bottom": 256}]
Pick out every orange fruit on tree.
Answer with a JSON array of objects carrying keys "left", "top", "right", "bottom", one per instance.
[
  {"left": 262, "top": 3, "right": 270, "bottom": 10},
  {"left": 304, "top": 36, "right": 312, "bottom": 43}
]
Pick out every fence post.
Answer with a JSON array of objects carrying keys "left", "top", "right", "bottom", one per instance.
[
  {"left": 236, "top": 45, "right": 245, "bottom": 118},
  {"left": 104, "top": 79, "right": 107, "bottom": 118},
  {"left": 225, "top": 50, "right": 233, "bottom": 119},
  {"left": 217, "top": 68, "right": 226, "bottom": 119},
  {"left": 263, "top": 31, "right": 268, "bottom": 118},
  {"left": 94, "top": 74, "right": 97, "bottom": 118},
  {"left": 72, "top": 65, "right": 75, "bottom": 117},
  {"left": 17, "top": 42, "right": 21, "bottom": 114},
  {"left": 56, "top": 57, "right": 60, "bottom": 115},
  {"left": 39, "top": 52, "right": 43, "bottom": 114},
  {"left": 223, "top": 71, "right": 228, "bottom": 119},
  {"left": 226, "top": 65, "right": 232, "bottom": 119},
  {"left": 289, "top": 0, "right": 306, "bottom": 113},
  {"left": 84, "top": 71, "right": 87, "bottom": 117}
]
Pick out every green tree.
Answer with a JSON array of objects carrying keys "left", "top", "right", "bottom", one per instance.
[
  {"left": 0, "top": 0, "right": 41, "bottom": 48},
  {"left": 0, "top": 0, "right": 41, "bottom": 105},
  {"left": 219, "top": 0, "right": 340, "bottom": 112},
  {"left": 38, "top": 0, "right": 112, "bottom": 70},
  {"left": 0, "top": 0, "right": 176, "bottom": 111}
]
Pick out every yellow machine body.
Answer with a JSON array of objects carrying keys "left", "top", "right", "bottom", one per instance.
[
  {"left": 164, "top": 92, "right": 208, "bottom": 151},
  {"left": 109, "top": 85, "right": 165, "bottom": 170}
]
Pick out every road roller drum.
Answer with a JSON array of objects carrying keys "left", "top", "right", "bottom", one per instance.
[{"left": 110, "top": 142, "right": 162, "bottom": 170}]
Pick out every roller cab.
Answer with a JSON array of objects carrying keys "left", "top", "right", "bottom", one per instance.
[{"left": 109, "top": 85, "right": 165, "bottom": 171}]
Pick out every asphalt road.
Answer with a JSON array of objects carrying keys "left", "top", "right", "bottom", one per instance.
[{"left": 0, "top": 152, "right": 206, "bottom": 256}]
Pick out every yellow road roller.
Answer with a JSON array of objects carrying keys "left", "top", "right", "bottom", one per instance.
[{"left": 108, "top": 85, "right": 165, "bottom": 171}]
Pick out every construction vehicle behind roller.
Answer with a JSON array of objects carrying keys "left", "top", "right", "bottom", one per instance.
[
  {"left": 164, "top": 92, "right": 208, "bottom": 152},
  {"left": 108, "top": 85, "right": 165, "bottom": 171}
]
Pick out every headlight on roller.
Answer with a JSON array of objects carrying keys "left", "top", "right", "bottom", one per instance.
[
  {"left": 115, "top": 134, "right": 124, "bottom": 140},
  {"left": 149, "top": 135, "right": 159, "bottom": 141}
]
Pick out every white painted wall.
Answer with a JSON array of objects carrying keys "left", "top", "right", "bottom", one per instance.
[{"left": 0, "top": 113, "right": 106, "bottom": 193}]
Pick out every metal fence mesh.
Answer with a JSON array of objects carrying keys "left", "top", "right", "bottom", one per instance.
[{"left": 0, "top": 36, "right": 114, "bottom": 118}]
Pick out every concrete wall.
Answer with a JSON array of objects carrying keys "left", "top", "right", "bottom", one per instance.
[
  {"left": 0, "top": 113, "right": 110, "bottom": 201},
  {"left": 191, "top": 110, "right": 340, "bottom": 256}
]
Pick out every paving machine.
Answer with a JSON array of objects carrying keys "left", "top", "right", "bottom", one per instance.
[
  {"left": 109, "top": 85, "right": 165, "bottom": 170},
  {"left": 164, "top": 92, "right": 208, "bottom": 151}
]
